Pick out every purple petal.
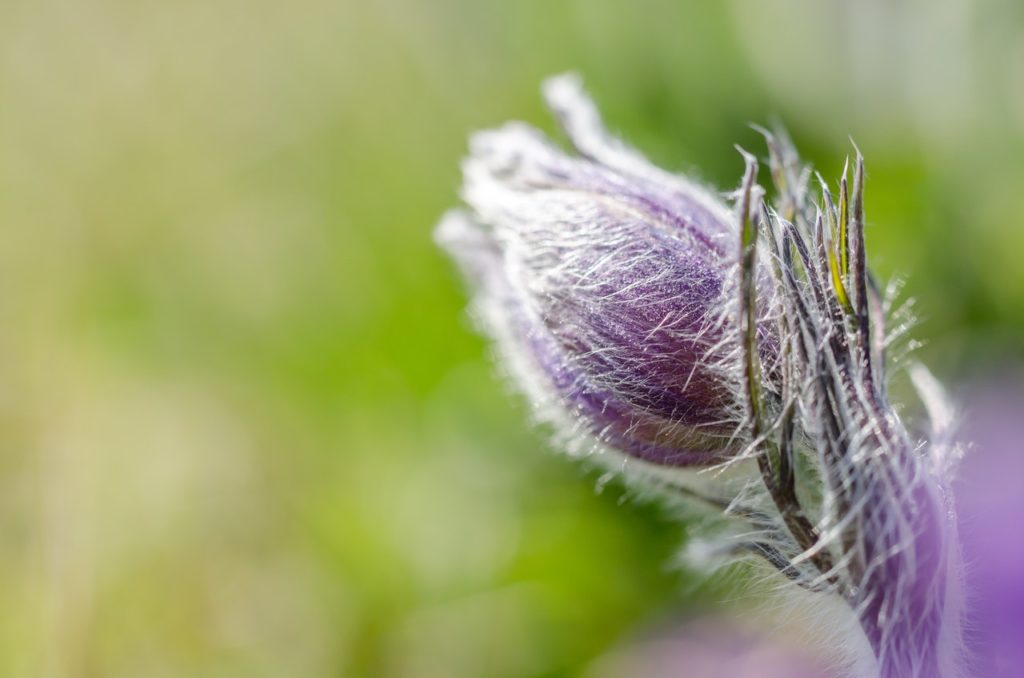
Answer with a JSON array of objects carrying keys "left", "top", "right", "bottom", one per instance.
[{"left": 437, "top": 210, "right": 732, "bottom": 466}]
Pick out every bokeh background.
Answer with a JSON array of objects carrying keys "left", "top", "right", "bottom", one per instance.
[{"left": 0, "top": 1, "right": 1021, "bottom": 676}]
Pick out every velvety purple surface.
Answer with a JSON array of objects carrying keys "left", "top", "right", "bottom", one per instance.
[{"left": 955, "top": 376, "right": 1024, "bottom": 677}]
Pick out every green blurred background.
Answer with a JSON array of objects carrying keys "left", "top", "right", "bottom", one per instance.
[{"left": 0, "top": 1, "right": 1021, "bottom": 676}]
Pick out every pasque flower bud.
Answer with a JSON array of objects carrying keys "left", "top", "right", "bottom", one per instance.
[
  {"left": 437, "top": 74, "right": 768, "bottom": 467},
  {"left": 439, "top": 74, "right": 968, "bottom": 677}
]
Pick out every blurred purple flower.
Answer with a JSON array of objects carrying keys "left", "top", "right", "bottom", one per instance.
[
  {"left": 955, "top": 375, "right": 1024, "bottom": 677},
  {"left": 589, "top": 618, "right": 833, "bottom": 678}
]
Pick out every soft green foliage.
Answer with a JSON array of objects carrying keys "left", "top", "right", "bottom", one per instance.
[{"left": 0, "top": 0, "right": 1021, "bottom": 676}]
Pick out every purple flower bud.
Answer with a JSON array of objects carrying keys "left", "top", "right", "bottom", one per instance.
[
  {"left": 439, "top": 74, "right": 970, "bottom": 677},
  {"left": 437, "top": 74, "right": 759, "bottom": 467}
]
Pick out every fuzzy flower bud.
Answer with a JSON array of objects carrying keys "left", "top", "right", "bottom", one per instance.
[
  {"left": 439, "top": 75, "right": 967, "bottom": 677},
  {"left": 437, "top": 74, "right": 766, "bottom": 467}
]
